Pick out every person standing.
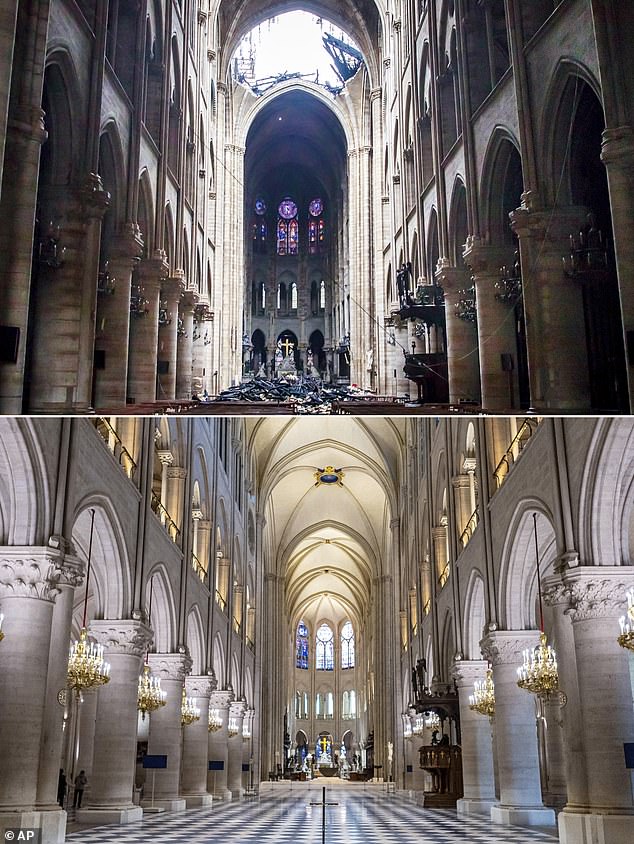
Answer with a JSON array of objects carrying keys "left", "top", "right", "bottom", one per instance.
[
  {"left": 57, "top": 769, "right": 66, "bottom": 807},
  {"left": 73, "top": 770, "right": 87, "bottom": 808}
]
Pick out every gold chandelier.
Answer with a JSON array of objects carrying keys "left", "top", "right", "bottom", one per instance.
[
  {"left": 0, "top": 612, "right": 4, "bottom": 642},
  {"left": 227, "top": 715, "right": 239, "bottom": 737},
  {"left": 67, "top": 510, "right": 111, "bottom": 693},
  {"left": 516, "top": 513, "right": 559, "bottom": 697},
  {"left": 138, "top": 662, "right": 167, "bottom": 719},
  {"left": 469, "top": 667, "right": 495, "bottom": 717},
  {"left": 618, "top": 588, "right": 634, "bottom": 651},
  {"left": 181, "top": 687, "right": 201, "bottom": 726},
  {"left": 208, "top": 707, "right": 222, "bottom": 732}
]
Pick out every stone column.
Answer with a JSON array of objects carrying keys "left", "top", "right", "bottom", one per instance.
[
  {"left": 432, "top": 524, "right": 448, "bottom": 584},
  {"left": 127, "top": 252, "right": 168, "bottom": 405},
  {"left": 157, "top": 273, "right": 185, "bottom": 401},
  {"left": 143, "top": 653, "right": 192, "bottom": 812},
  {"left": 36, "top": 553, "right": 84, "bottom": 811},
  {"left": 181, "top": 674, "right": 214, "bottom": 807},
  {"left": 463, "top": 240, "right": 519, "bottom": 410},
  {"left": 227, "top": 700, "right": 247, "bottom": 797},
  {"left": 548, "top": 568, "right": 634, "bottom": 844},
  {"left": 480, "top": 630, "right": 555, "bottom": 827},
  {"left": 93, "top": 225, "right": 143, "bottom": 409},
  {"left": 452, "top": 659, "right": 497, "bottom": 816},
  {"left": 0, "top": 548, "right": 67, "bottom": 844},
  {"left": 601, "top": 129, "right": 634, "bottom": 411},
  {"left": 208, "top": 690, "right": 233, "bottom": 799},
  {"left": 452, "top": 474, "right": 472, "bottom": 545},
  {"left": 435, "top": 261, "right": 481, "bottom": 404},
  {"left": 540, "top": 693, "right": 567, "bottom": 808},
  {"left": 76, "top": 619, "right": 152, "bottom": 825},
  {"left": 176, "top": 290, "right": 197, "bottom": 399},
  {"left": 510, "top": 205, "right": 590, "bottom": 410}
]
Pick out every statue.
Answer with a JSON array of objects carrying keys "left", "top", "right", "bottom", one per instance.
[
  {"left": 416, "top": 657, "right": 427, "bottom": 693},
  {"left": 275, "top": 340, "right": 283, "bottom": 368},
  {"left": 412, "top": 667, "right": 418, "bottom": 699},
  {"left": 306, "top": 348, "right": 314, "bottom": 374}
]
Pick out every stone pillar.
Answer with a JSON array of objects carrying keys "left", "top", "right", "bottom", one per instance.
[
  {"left": 547, "top": 567, "right": 634, "bottom": 844},
  {"left": 76, "top": 619, "right": 152, "bottom": 825},
  {"left": 208, "top": 690, "right": 233, "bottom": 799},
  {"left": 127, "top": 253, "right": 168, "bottom": 405},
  {"left": 436, "top": 261, "right": 481, "bottom": 404},
  {"left": 510, "top": 205, "right": 590, "bottom": 410},
  {"left": 37, "top": 553, "right": 84, "bottom": 811},
  {"left": 540, "top": 693, "right": 567, "bottom": 808},
  {"left": 452, "top": 660, "right": 497, "bottom": 816},
  {"left": 0, "top": 103, "right": 47, "bottom": 413},
  {"left": 601, "top": 128, "right": 634, "bottom": 412},
  {"left": 166, "top": 466, "right": 187, "bottom": 538},
  {"left": 452, "top": 474, "right": 472, "bottom": 544},
  {"left": 227, "top": 700, "right": 246, "bottom": 797},
  {"left": 480, "top": 630, "right": 556, "bottom": 827},
  {"left": 432, "top": 524, "right": 448, "bottom": 584},
  {"left": 93, "top": 225, "right": 143, "bottom": 409},
  {"left": 0, "top": 548, "right": 67, "bottom": 844},
  {"left": 157, "top": 273, "right": 185, "bottom": 401},
  {"left": 180, "top": 674, "right": 215, "bottom": 807},
  {"left": 176, "top": 290, "right": 197, "bottom": 399},
  {"left": 463, "top": 240, "right": 519, "bottom": 410},
  {"left": 143, "top": 652, "right": 192, "bottom": 811}
]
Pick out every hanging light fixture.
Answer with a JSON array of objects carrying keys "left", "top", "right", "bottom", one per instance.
[
  {"left": 208, "top": 707, "right": 222, "bottom": 732},
  {"left": 0, "top": 612, "right": 4, "bottom": 642},
  {"left": 181, "top": 687, "right": 200, "bottom": 726},
  {"left": 67, "top": 510, "right": 111, "bottom": 694},
  {"left": 617, "top": 588, "right": 634, "bottom": 651},
  {"left": 137, "top": 577, "right": 167, "bottom": 719},
  {"left": 469, "top": 667, "right": 495, "bottom": 717},
  {"left": 517, "top": 513, "right": 559, "bottom": 697},
  {"left": 227, "top": 714, "right": 239, "bottom": 737}
]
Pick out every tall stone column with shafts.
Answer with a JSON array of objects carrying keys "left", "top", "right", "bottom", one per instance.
[
  {"left": 545, "top": 567, "right": 634, "bottom": 844},
  {"left": 452, "top": 659, "right": 497, "bottom": 816},
  {"left": 180, "top": 674, "right": 215, "bottom": 807},
  {"left": 208, "top": 690, "right": 233, "bottom": 799},
  {"left": 227, "top": 700, "right": 247, "bottom": 798},
  {"left": 143, "top": 652, "right": 193, "bottom": 811},
  {"left": 157, "top": 273, "right": 185, "bottom": 401},
  {"left": 176, "top": 290, "right": 197, "bottom": 399},
  {"left": 480, "top": 630, "right": 555, "bottom": 827},
  {"left": 0, "top": 548, "right": 70, "bottom": 844},
  {"left": 76, "top": 619, "right": 152, "bottom": 825},
  {"left": 436, "top": 261, "right": 481, "bottom": 405},
  {"left": 127, "top": 253, "right": 168, "bottom": 404}
]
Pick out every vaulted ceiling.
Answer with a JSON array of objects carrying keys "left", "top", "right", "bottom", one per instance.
[{"left": 247, "top": 418, "right": 404, "bottom": 631}]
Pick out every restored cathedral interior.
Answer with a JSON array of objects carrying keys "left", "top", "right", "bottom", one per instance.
[{"left": 1, "top": 3, "right": 634, "bottom": 844}]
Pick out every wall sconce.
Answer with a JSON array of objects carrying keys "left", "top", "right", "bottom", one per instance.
[
  {"left": 130, "top": 289, "right": 149, "bottom": 317},
  {"left": 177, "top": 317, "right": 187, "bottom": 338},
  {"left": 158, "top": 303, "right": 172, "bottom": 327},
  {"left": 38, "top": 221, "right": 66, "bottom": 269},
  {"left": 97, "top": 261, "right": 116, "bottom": 294}
]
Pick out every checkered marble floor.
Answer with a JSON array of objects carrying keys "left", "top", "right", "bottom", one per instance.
[{"left": 67, "top": 782, "right": 559, "bottom": 844}]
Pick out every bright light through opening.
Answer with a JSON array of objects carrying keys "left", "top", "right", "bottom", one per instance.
[{"left": 232, "top": 12, "right": 362, "bottom": 95}]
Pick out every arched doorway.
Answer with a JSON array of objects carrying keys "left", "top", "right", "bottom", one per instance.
[
  {"left": 308, "top": 329, "right": 326, "bottom": 375},
  {"left": 251, "top": 328, "right": 266, "bottom": 375}
]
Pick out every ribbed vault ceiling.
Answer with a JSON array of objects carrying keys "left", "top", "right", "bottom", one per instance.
[{"left": 247, "top": 418, "right": 404, "bottom": 630}]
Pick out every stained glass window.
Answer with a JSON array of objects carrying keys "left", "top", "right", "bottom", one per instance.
[
  {"left": 296, "top": 620, "right": 309, "bottom": 669},
  {"left": 341, "top": 620, "right": 355, "bottom": 669},
  {"left": 291, "top": 282, "right": 298, "bottom": 309},
  {"left": 277, "top": 219, "right": 288, "bottom": 255},
  {"left": 277, "top": 197, "right": 299, "bottom": 255},
  {"left": 316, "top": 623, "right": 334, "bottom": 670},
  {"left": 308, "top": 198, "right": 325, "bottom": 254},
  {"left": 320, "top": 280, "right": 326, "bottom": 309}
]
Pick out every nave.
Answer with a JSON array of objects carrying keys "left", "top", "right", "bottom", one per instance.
[{"left": 67, "top": 783, "right": 557, "bottom": 844}]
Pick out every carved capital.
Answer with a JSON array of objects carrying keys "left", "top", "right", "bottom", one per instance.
[
  {"left": 229, "top": 699, "right": 247, "bottom": 718},
  {"left": 148, "top": 651, "right": 193, "bottom": 681},
  {"left": 0, "top": 547, "right": 70, "bottom": 602},
  {"left": 601, "top": 126, "right": 634, "bottom": 171},
  {"left": 185, "top": 672, "right": 216, "bottom": 699},
  {"left": 210, "top": 689, "right": 235, "bottom": 709},
  {"left": 543, "top": 567, "right": 634, "bottom": 621},
  {"left": 89, "top": 619, "right": 153, "bottom": 657},
  {"left": 451, "top": 658, "right": 489, "bottom": 688},
  {"left": 480, "top": 629, "right": 541, "bottom": 666}
]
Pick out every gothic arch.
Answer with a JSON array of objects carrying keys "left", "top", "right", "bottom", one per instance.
[
  {"left": 186, "top": 604, "right": 207, "bottom": 673},
  {"left": 0, "top": 419, "right": 51, "bottom": 546},
  {"left": 499, "top": 504, "right": 558, "bottom": 631},
  {"left": 144, "top": 563, "right": 178, "bottom": 653},
  {"left": 448, "top": 177, "right": 468, "bottom": 266},
  {"left": 462, "top": 569, "right": 486, "bottom": 660},
  {"left": 479, "top": 127, "right": 523, "bottom": 245},
  {"left": 41, "top": 48, "right": 83, "bottom": 187},
  {"left": 137, "top": 169, "right": 155, "bottom": 257},
  {"left": 213, "top": 632, "right": 225, "bottom": 688}
]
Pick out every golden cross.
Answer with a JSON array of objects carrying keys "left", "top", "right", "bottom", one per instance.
[{"left": 281, "top": 338, "right": 294, "bottom": 356}]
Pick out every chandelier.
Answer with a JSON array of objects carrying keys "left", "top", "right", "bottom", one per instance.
[
  {"left": 208, "top": 707, "right": 222, "bottom": 732},
  {"left": 137, "top": 575, "right": 167, "bottom": 719},
  {"left": 138, "top": 662, "right": 167, "bottom": 719},
  {"left": 495, "top": 251, "right": 522, "bottom": 304},
  {"left": 617, "top": 588, "right": 634, "bottom": 651},
  {"left": 67, "top": 509, "right": 111, "bottom": 694},
  {"left": 516, "top": 513, "right": 559, "bottom": 697},
  {"left": 181, "top": 687, "right": 201, "bottom": 726},
  {"left": 455, "top": 285, "right": 476, "bottom": 322},
  {"left": 468, "top": 668, "right": 495, "bottom": 717},
  {"left": 227, "top": 715, "right": 239, "bottom": 737},
  {"left": 0, "top": 612, "right": 5, "bottom": 642}
]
